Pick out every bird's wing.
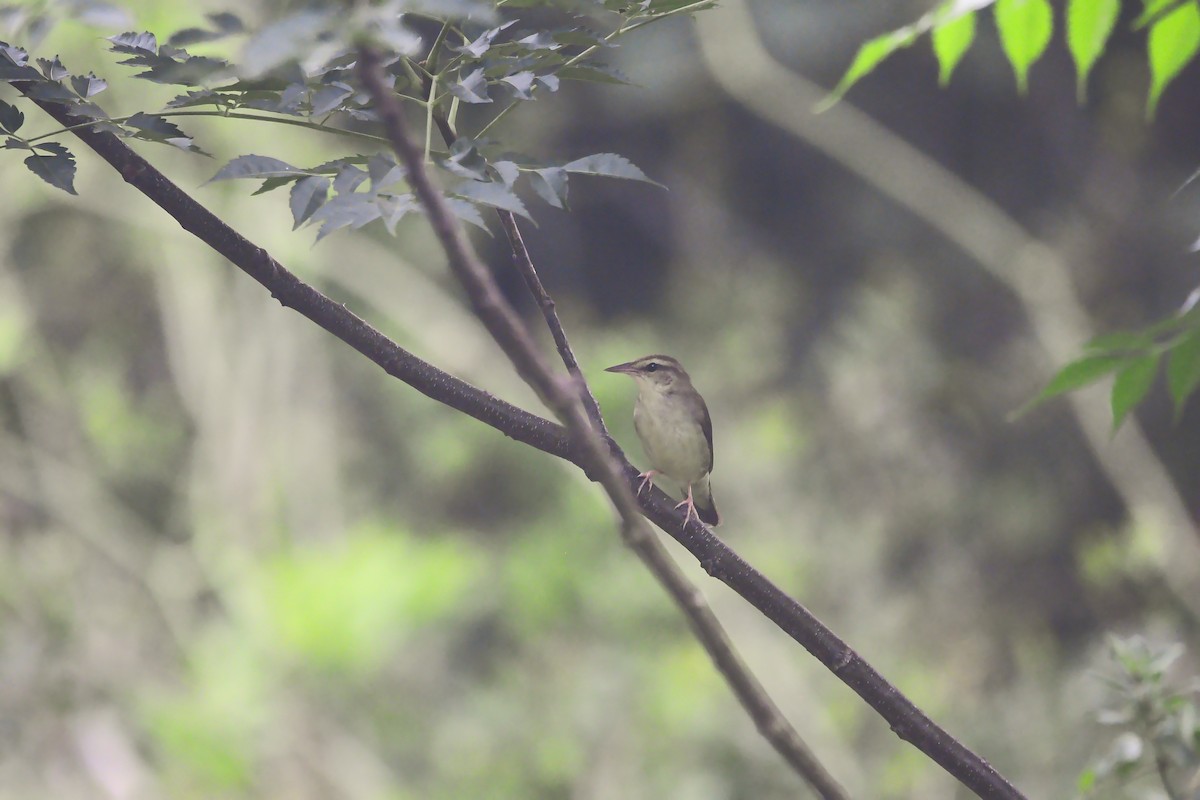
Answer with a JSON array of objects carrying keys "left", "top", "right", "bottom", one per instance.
[{"left": 698, "top": 396, "right": 713, "bottom": 473}]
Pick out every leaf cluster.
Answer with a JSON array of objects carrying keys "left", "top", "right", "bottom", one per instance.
[
  {"left": 1, "top": 0, "right": 698, "bottom": 233},
  {"left": 1027, "top": 310, "right": 1200, "bottom": 431},
  {"left": 827, "top": 0, "right": 1199, "bottom": 118},
  {"left": 1079, "top": 636, "right": 1200, "bottom": 796}
]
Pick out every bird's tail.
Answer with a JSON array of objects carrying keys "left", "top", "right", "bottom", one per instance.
[{"left": 694, "top": 477, "right": 719, "bottom": 526}]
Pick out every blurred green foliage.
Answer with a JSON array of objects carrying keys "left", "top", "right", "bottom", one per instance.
[{"left": 3, "top": 0, "right": 1200, "bottom": 798}]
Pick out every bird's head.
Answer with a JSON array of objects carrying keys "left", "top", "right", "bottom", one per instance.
[{"left": 605, "top": 354, "right": 692, "bottom": 394}]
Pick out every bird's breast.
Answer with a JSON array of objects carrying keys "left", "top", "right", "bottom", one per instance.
[{"left": 633, "top": 390, "right": 711, "bottom": 485}]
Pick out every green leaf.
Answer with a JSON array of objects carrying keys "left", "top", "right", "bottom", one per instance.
[
  {"left": 1147, "top": 0, "right": 1200, "bottom": 118},
  {"left": 562, "top": 153, "right": 661, "bottom": 187},
  {"left": 1083, "top": 329, "right": 1155, "bottom": 353},
  {"left": 445, "top": 197, "right": 490, "bottom": 232},
  {"left": 932, "top": 9, "right": 976, "bottom": 86},
  {"left": 452, "top": 180, "right": 531, "bottom": 220},
  {"left": 994, "top": 0, "right": 1054, "bottom": 94},
  {"left": 24, "top": 141, "right": 77, "bottom": 195},
  {"left": 69, "top": 72, "right": 107, "bottom": 98},
  {"left": 449, "top": 68, "right": 492, "bottom": 104},
  {"left": 289, "top": 175, "right": 329, "bottom": 229},
  {"left": 1039, "top": 353, "right": 1129, "bottom": 401},
  {"left": 1135, "top": 0, "right": 1188, "bottom": 28},
  {"left": 0, "top": 99, "right": 23, "bottom": 134},
  {"left": 309, "top": 194, "right": 382, "bottom": 241},
  {"left": 821, "top": 28, "right": 919, "bottom": 110},
  {"left": 240, "top": 10, "right": 332, "bottom": 79},
  {"left": 1167, "top": 327, "right": 1200, "bottom": 416},
  {"left": 209, "top": 154, "right": 303, "bottom": 182},
  {"left": 528, "top": 167, "right": 568, "bottom": 209},
  {"left": 125, "top": 111, "right": 187, "bottom": 140},
  {"left": 557, "top": 63, "right": 633, "bottom": 85},
  {"left": 1111, "top": 352, "right": 1160, "bottom": 431},
  {"left": 1067, "top": 0, "right": 1119, "bottom": 102}
]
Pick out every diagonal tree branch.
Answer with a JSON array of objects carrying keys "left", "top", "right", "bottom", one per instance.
[
  {"left": 14, "top": 76, "right": 1024, "bottom": 798},
  {"left": 355, "top": 46, "right": 847, "bottom": 800}
]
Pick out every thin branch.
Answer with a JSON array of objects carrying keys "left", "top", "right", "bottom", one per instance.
[
  {"left": 496, "top": 213, "right": 608, "bottom": 432},
  {"left": 355, "top": 45, "right": 847, "bottom": 800},
  {"left": 15, "top": 78, "right": 1023, "bottom": 799}
]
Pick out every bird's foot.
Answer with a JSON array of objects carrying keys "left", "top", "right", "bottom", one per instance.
[
  {"left": 674, "top": 485, "right": 700, "bottom": 526},
  {"left": 636, "top": 470, "right": 659, "bottom": 496}
]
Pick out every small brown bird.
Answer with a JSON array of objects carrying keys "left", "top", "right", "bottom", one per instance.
[{"left": 605, "top": 354, "right": 719, "bottom": 526}]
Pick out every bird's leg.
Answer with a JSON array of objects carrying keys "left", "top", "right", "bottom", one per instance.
[
  {"left": 674, "top": 484, "right": 700, "bottom": 526},
  {"left": 636, "top": 469, "right": 659, "bottom": 496}
]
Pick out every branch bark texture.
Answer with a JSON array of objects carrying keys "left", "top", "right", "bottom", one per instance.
[
  {"left": 355, "top": 47, "right": 848, "bottom": 800},
  {"left": 17, "top": 70, "right": 1023, "bottom": 799}
]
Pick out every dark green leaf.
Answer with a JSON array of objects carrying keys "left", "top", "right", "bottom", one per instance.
[
  {"left": 36, "top": 56, "right": 68, "bottom": 80},
  {"left": 290, "top": 175, "right": 330, "bottom": 229},
  {"left": 1066, "top": 0, "right": 1119, "bottom": 102},
  {"left": 28, "top": 82, "right": 78, "bottom": 104},
  {"left": 1167, "top": 327, "right": 1200, "bottom": 416},
  {"left": 0, "top": 99, "right": 23, "bottom": 134},
  {"left": 252, "top": 176, "right": 300, "bottom": 195},
  {"left": 994, "top": 0, "right": 1054, "bottom": 94},
  {"left": 0, "top": 63, "right": 41, "bottom": 81},
  {"left": 455, "top": 21, "right": 517, "bottom": 58},
  {"left": 309, "top": 194, "right": 382, "bottom": 241},
  {"left": 557, "top": 63, "right": 632, "bottom": 85},
  {"left": 1147, "top": 0, "right": 1200, "bottom": 118},
  {"left": 562, "top": 153, "right": 661, "bottom": 187},
  {"left": 24, "top": 143, "right": 77, "bottom": 194},
  {"left": 125, "top": 112, "right": 187, "bottom": 140},
  {"left": 501, "top": 70, "right": 537, "bottom": 99},
  {"left": 452, "top": 180, "right": 531, "bottom": 220},
  {"left": 332, "top": 164, "right": 368, "bottom": 194},
  {"left": 491, "top": 160, "right": 520, "bottom": 186},
  {"left": 378, "top": 193, "right": 418, "bottom": 234},
  {"left": 4, "top": 137, "right": 31, "bottom": 149},
  {"left": 528, "top": 167, "right": 568, "bottom": 209},
  {"left": 445, "top": 197, "right": 490, "bottom": 232},
  {"left": 449, "top": 68, "right": 491, "bottom": 103},
  {"left": 70, "top": 72, "right": 108, "bottom": 97},
  {"left": 368, "top": 153, "right": 404, "bottom": 190},
  {"left": 932, "top": 8, "right": 976, "bottom": 86},
  {"left": 108, "top": 31, "right": 158, "bottom": 54},
  {"left": 1111, "top": 353, "right": 1160, "bottom": 431},
  {"left": 310, "top": 82, "right": 353, "bottom": 115},
  {"left": 209, "top": 154, "right": 303, "bottom": 182}
]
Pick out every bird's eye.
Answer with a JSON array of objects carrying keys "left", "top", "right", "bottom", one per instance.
[{"left": 645, "top": 363, "right": 659, "bottom": 373}]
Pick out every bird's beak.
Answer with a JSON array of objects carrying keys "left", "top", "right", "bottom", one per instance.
[{"left": 605, "top": 361, "right": 637, "bottom": 375}]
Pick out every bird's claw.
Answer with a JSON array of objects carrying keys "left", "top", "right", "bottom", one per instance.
[{"left": 636, "top": 470, "right": 658, "bottom": 496}]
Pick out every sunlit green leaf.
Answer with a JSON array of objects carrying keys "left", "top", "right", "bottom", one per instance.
[
  {"left": 821, "top": 28, "right": 919, "bottom": 109},
  {"left": 994, "top": 0, "right": 1054, "bottom": 94},
  {"left": 1034, "top": 353, "right": 1129, "bottom": 405},
  {"left": 1147, "top": 0, "right": 1200, "bottom": 118},
  {"left": 1167, "top": 327, "right": 1200, "bottom": 417},
  {"left": 449, "top": 68, "right": 492, "bottom": 103},
  {"left": 1111, "top": 352, "right": 1160, "bottom": 431},
  {"left": 1067, "top": 0, "right": 1119, "bottom": 102},
  {"left": 932, "top": 9, "right": 976, "bottom": 86}
]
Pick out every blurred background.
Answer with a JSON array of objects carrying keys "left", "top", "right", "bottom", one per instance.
[{"left": 3, "top": 0, "right": 1200, "bottom": 797}]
